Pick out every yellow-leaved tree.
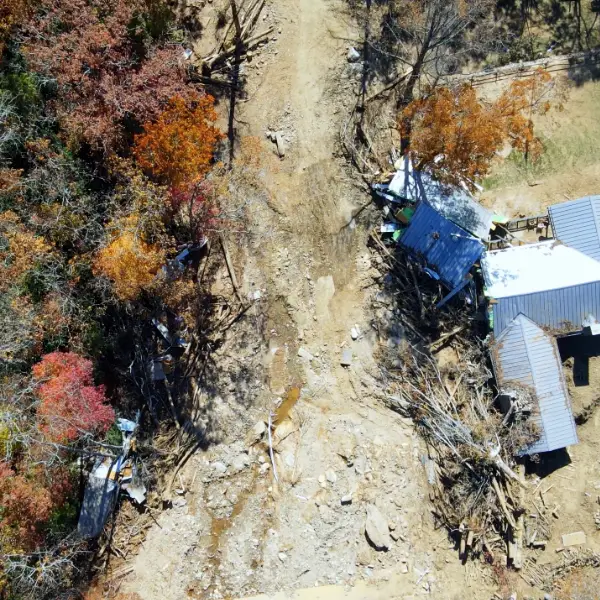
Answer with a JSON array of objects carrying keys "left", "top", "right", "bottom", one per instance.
[{"left": 94, "top": 216, "right": 165, "bottom": 301}]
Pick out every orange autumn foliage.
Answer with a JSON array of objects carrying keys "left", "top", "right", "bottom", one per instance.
[
  {"left": 94, "top": 216, "right": 165, "bottom": 301},
  {"left": 0, "top": 0, "right": 29, "bottom": 55},
  {"left": 0, "top": 211, "right": 54, "bottom": 292},
  {"left": 133, "top": 94, "right": 223, "bottom": 187},
  {"left": 400, "top": 68, "right": 560, "bottom": 188}
]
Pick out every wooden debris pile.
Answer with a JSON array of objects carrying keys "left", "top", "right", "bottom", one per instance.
[
  {"left": 202, "top": 0, "right": 273, "bottom": 72},
  {"left": 387, "top": 349, "right": 538, "bottom": 567},
  {"left": 371, "top": 235, "right": 542, "bottom": 568},
  {"left": 522, "top": 548, "right": 600, "bottom": 592}
]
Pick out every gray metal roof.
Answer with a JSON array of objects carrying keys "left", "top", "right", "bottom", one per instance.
[
  {"left": 388, "top": 156, "right": 493, "bottom": 240},
  {"left": 398, "top": 202, "right": 484, "bottom": 289},
  {"left": 482, "top": 242, "right": 600, "bottom": 335},
  {"left": 491, "top": 280, "right": 600, "bottom": 335},
  {"left": 491, "top": 314, "right": 577, "bottom": 454},
  {"left": 549, "top": 196, "right": 600, "bottom": 262}
]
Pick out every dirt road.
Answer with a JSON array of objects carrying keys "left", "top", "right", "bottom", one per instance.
[{"left": 118, "top": 0, "right": 497, "bottom": 598}]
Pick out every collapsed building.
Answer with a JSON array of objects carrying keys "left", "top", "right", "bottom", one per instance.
[{"left": 376, "top": 160, "right": 600, "bottom": 456}]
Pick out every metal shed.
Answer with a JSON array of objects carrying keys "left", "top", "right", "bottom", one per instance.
[
  {"left": 549, "top": 195, "right": 600, "bottom": 262},
  {"left": 388, "top": 156, "right": 494, "bottom": 240},
  {"left": 491, "top": 314, "right": 577, "bottom": 454},
  {"left": 482, "top": 241, "right": 600, "bottom": 335},
  {"left": 398, "top": 202, "right": 484, "bottom": 289}
]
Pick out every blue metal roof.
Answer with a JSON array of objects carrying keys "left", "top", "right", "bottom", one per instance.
[
  {"left": 549, "top": 196, "right": 600, "bottom": 262},
  {"left": 492, "top": 280, "right": 600, "bottom": 335},
  {"left": 491, "top": 314, "right": 577, "bottom": 454},
  {"left": 398, "top": 202, "right": 484, "bottom": 289},
  {"left": 388, "top": 156, "right": 493, "bottom": 240}
]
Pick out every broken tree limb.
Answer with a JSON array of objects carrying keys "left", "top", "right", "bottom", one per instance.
[
  {"left": 268, "top": 411, "right": 279, "bottom": 483},
  {"left": 205, "top": 27, "right": 274, "bottom": 68},
  {"left": 364, "top": 68, "right": 411, "bottom": 104},
  {"left": 492, "top": 454, "right": 528, "bottom": 489},
  {"left": 162, "top": 439, "right": 202, "bottom": 502},
  {"left": 230, "top": 0, "right": 242, "bottom": 38},
  {"left": 219, "top": 235, "right": 246, "bottom": 307},
  {"left": 240, "top": 0, "right": 265, "bottom": 40},
  {"left": 430, "top": 325, "right": 466, "bottom": 353},
  {"left": 492, "top": 476, "right": 517, "bottom": 529}
]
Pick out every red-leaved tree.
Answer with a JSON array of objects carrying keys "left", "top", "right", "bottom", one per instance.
[
  {"left": 32, "top": 352, "right": 114, "bottom": 444},
  {"left": 0, "top": 463, "right": 53, "bottom": 551},
  {"left": 24, "top": 0, "right": 195, "bottom": 152}
]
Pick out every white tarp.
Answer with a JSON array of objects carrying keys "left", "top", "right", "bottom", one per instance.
[{"left": 388, "top": 156, "right": 493, "bottom": 241}]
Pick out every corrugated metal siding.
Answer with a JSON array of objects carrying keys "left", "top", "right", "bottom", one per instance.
[
  {"left": 492, "top": 314, "right": 577, "bottom": 454},
  {"left": 492, "top": 281, "right": 600, "bottom": 335},
  {"left": 398, "top": 203, "right": 484, "bottom": 289},
  {"left": 549, "top": 196, "right": 600, "bottom": 262}
]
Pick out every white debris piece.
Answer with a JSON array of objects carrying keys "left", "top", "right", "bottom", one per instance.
[{"left": 347, "top": 47, "right": 360, "bottom": 62}]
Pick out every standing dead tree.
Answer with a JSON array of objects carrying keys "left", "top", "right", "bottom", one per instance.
[
  {"left": 381, "top": 0, "right": 497, "bottom": 106},
  {"left": 341, "top": 0, "right": 498, "bottom": 176}
]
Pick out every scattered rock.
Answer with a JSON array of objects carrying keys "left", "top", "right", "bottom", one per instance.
[
  {"left": 341, "top": 494, "right": 353, "bottom": 505},
  {"left": 347, "top": 47, "right": 360, "bottom": 63},
  {"left": 561, "top": 531, "right": 587, "bottom": 547},
  {"left": 388, "top": 521, "right": 396, "bottom": 531},
  {"left": 326, "top": 470, "right": 337, "bottom": 484},
  {"left": 260, "top": 462, "right": 271, "bottom": 474},
  {"left": 365, "top": 504, "right": 391, "bottom": 551},
  {"left": 319, "top": 504, "right": 336, "bottom": 524},
  {"left": 297, "top": 347, "right": 314, "bottom": 361},
  {"left": 341, "top": 348, "right": 352, "bottom": 367},
  {"left": 212, "top": 461, "right": 227, "bottom": 474},
  {"left": 246, "top": 420, "right": 266, "bottom": 445},
  {"left": 318, "top": 474, "right": 326, "bottom": 484},
  {"left": 350, "top": 327, "right": 359, "bottom": 340},
  {"left": 354, "top": 455, "right": 367, "bottom": 475},
  {"left": 231, "top": 454, "right": 249, "bottom": 472},
  {"left": 275, "top": 132, "right": 286, "bottom": 157},
  {"left": 278, "top": 552, "right": 287, "bottom": 562},
  {"left": 356, "top": 548, "right": 371, "bottom": 566},
  {"left": 390, "top": 530, "right": 401, "bottom": 541}
]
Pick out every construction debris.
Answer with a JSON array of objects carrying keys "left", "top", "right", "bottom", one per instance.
[
  {"left": 561, "top": 531, "right": 587, "bottom": 547},
  {"left": 77, "top": 415, "right": 146, "bottom": 539}
]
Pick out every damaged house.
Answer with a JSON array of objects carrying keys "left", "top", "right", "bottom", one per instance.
[
  {"left": 481, "top": 240, "right": 600, "bottom": 336},
  {"left": 490, "top": 314, "right": 578, "bottom": 454},
  {"left": 397, "top": 202, "right": 485, "bottom": 297},
  {"left": 386, "top": 156, "right": 495, "bottom": 241},
  {"left": 482, "top": 230, "right": 600, "bottom": 454},
  {"left": 548, "top": 195, "right": 600, "bottom": 262}
]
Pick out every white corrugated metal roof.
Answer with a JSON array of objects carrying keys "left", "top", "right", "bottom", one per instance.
[
  {"left": 482, "top": 241, "right": 600, "bottom": 299},
  {"left": 549, "top": 196, "right": 600, "bottom": 262},
  {"left": 491, "top": 314, "right": 578, "bottom": 454},
  {"left": 388, "top": 156, "right": 493, "bottom": 240}
]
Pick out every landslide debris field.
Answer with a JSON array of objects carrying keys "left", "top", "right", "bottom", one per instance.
[{"left": 5, "top": 1, "right": 600, "bottom": 600}]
